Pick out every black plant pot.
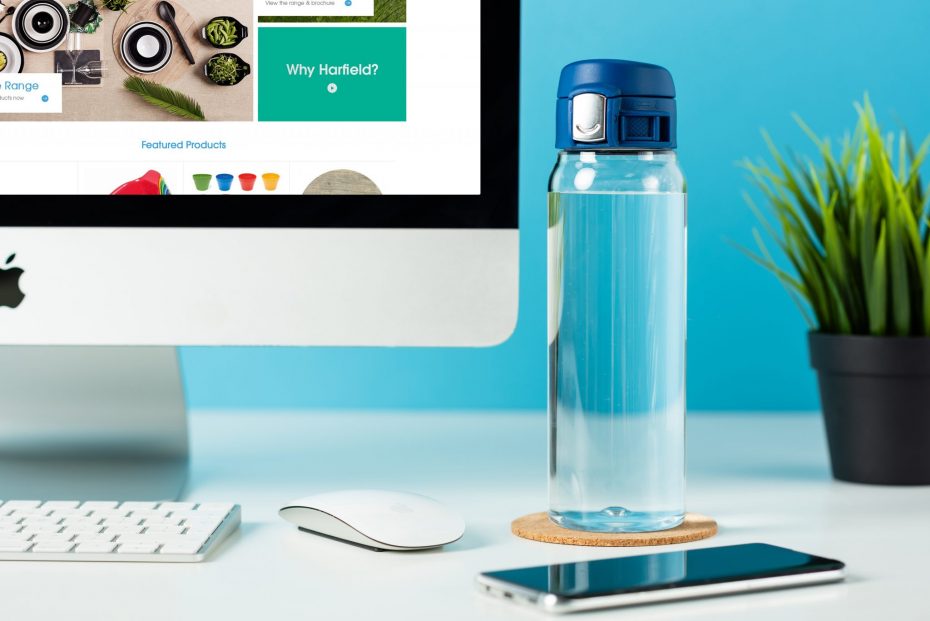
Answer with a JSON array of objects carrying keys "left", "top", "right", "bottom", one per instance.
[{"left": 809, "top": 332, "right": 930, "bottom": 485}]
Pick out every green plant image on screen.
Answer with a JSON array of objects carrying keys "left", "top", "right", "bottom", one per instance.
[
  {"left": 740, "top": 96, "right": 930, "bottom": 337},
  {"left": 258, "top": 27, "right": 406, "bottom": 122},
  {"left": 258, "top": 0, "right": 406, "bottom": 23}
]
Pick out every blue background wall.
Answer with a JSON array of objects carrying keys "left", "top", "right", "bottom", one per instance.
[{"left": 182, "top": 0, "right": 930, "bottom": 411}]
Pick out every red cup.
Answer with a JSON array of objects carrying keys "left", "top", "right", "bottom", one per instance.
[{"left": 239, "top": 173, "right": 257, "bottom": 192}]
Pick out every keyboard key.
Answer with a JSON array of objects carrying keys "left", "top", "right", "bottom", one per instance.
[
  {"left": 118, "top": 502, "right": 157, "bottom": 511},
  {"left": 79, "top": 501, "right": 119, "bottom": 511},
  {"left": 29, "top": 532, "right": 67, "bottom": 542},
  {"left": 8, "top": 508, "right": 53, "bottom": 518},
  {"left": 144, "top": 525, "right": 186, "bottom": 535},
  {"left": 32, "top": 542, "right": 76, "bottom": 553},
  {"left": 75, "top": 542, "right": 118, "bottom": 554},
  {"left": 157, "top": 502, "right": 196, "bottom": 512},
  {"left": 20, "top": 527, "right": 63, "bottom": 538},
  {"left": 20, "top": 516, "right": 61, "bottom": 525},
  {"left": 160, "top": 542, "right": 203, "bottom": 555},
  {"left": 107, "top": 523, "right": 145, "bottom": 533},
  {"left": 144, "top": 517, "right": 184, "bottom": 527},
  {"left": 114, "top": 533, "right": 164, "bottom": 543},
  {"left": 42, "top": 501, "right": 81, "bottom": 510},
  {"left": 20, "top": 520, "right": 63, "bottom": 528},
  {"left": 72, "top": 534, "right": 115, "bottom": 544},
  {"left": 196, "top": 503, "right": 234, "bottom": 514},
  {"left": 61, "top": 526, "right": 104, "bottom": 537},
  {"left": 117, "top": 543, "right": 159, "bottom": 554},
  {"left": 102, "top": 517, "right": 143, "bottom": 527},
  {"left": 0, "top": 542, "right": 34, "bottom": 553},
  {"left": 2, "top": 501, "right": 41, "bottom": 510},
  {"left": 187, "top": 515, "right": 222, "bottom": 525},
  {"left": 48, "top": 509, "right": 90, "bottom": 519},
  {"left": 89, "top": 509, "right": 131, "bottom": 519},
  {"left": 129, "top": 509, "right": 171, "bottom": 520},
  {"left": 60, "top": 519, "right": 103, "bottom": 528}
]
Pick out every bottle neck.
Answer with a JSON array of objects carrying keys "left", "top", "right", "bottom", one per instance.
[{"left": 551, "top": 149, "right": 684, "bottom": 194}]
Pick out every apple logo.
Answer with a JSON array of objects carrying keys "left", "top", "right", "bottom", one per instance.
[{"left": 0, "top": 253, "right": 25, "bottom": 309}]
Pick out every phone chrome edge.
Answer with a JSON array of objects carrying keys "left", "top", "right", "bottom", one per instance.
[{"left": 476, "top": 568, "right": 846, "bottom": 614}]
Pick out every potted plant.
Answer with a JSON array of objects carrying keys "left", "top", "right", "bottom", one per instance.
[{"left": 742, "top": 97, "right": 930, "bottom": 485}]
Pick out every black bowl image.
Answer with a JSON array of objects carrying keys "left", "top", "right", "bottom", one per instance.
[
  {"left": 120, "top": 21, "right": 173, "bottom": 74},
  {"left": 204, "top": 53, "right": 250, "bottom": 86},
  {"left": 202, "top": 16, "right": 249, "bottom": 49},
  {"left": 13, "top": 0, "right": 69, "bottom": 53}
]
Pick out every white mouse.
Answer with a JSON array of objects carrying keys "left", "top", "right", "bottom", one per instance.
[{"left": 279, "top": 489, "right": 466, "bottom": 551}]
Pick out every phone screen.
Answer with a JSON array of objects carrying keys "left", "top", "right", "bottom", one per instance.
[{"left": 481, "top": 544, "right": 844, "bottom": 599}]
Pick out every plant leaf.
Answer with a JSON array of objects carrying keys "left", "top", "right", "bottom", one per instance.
[
  {"left": 868, "top": 223, "right": 888, "bottom": 335},
  {"left": 741, "top": 95, "right": 929, "bottom": 336},
  {"left": 761, "top": 131, "right": 825, "bottom": 242},
  {"left": 924, "top": 240, "right": 930, "bottom": 335},
  {"left": 887, "top": 192, "right": 911, "bottom": 335},
  {"left": 742, "top": 230, "right": 816, "bottom": 328},
  {"left": 123, "top": 77, "right": 206, "bottom": 121}
]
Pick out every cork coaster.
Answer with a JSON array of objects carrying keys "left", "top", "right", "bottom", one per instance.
[{"left": 512, "top": 512, "right": 717, "bottom": 547}]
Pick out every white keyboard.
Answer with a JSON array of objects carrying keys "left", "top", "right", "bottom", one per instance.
[{"left": 0, "top": 500, "right": 240, "bottom": 562}]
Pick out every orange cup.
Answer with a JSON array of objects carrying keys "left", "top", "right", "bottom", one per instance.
[{"left": 262, "top": 173, "right": 281, "bottom": 191}]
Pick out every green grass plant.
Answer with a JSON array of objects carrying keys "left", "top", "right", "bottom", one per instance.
[{"left": 742, "top": 96, "right": 930, "bottom": 336}]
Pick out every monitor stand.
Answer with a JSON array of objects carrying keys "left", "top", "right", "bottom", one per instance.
[{"left": 0, "top": 347, "right": 189, "bottom": 501}]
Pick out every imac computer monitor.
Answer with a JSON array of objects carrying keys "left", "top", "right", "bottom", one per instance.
[{"left": 0, "top": 1, "right": 519, "bottom": 499}]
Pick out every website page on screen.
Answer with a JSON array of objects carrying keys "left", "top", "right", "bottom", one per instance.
[{"left": 0, "top": 0, "right": 480, "bottom": 196}]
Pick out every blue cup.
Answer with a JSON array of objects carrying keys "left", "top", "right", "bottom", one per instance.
[{"left": 216, "top": 174, "right": 235, "bottom": 192}]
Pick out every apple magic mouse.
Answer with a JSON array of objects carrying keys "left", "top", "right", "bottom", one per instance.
[{"left": 279, "top": 489, "right": 466, "bottom": 551}]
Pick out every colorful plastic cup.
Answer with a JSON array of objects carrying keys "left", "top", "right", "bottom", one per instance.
[
  {"left": 193, "top": 174, "right": 213, "bottom": 192},
  {"left": 239, "top": 173, "right": 257, "bottom": 192},
  {"left": 262, "top": 173, "right": 281, "bottom": 192},
  {"left": 216, "top": 174, "right": 235, "bottom": 192}
]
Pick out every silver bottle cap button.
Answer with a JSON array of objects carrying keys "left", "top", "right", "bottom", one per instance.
[{"left": 572, "top": 93, "right": 607, "bottom": 143}]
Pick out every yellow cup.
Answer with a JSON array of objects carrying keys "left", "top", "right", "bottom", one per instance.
[{"left": 262, "top": 173, "right": 281, "bottom": 192}]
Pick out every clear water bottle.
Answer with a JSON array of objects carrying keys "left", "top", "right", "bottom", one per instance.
[{"left": 548, "top": 60, "right": 687, "bottom": 533}]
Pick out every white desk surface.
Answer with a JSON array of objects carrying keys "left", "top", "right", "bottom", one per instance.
[{"left": 2, "top": 411, "right": 928, "bottom": 620}]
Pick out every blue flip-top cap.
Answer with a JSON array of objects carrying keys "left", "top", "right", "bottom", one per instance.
[{"left": 556, "top": 59, "right": 677, "bottom": 150}]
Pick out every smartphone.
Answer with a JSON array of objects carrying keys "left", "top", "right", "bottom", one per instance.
[{"left": 476, "top": 543, "right": 845, "bottom": 614}]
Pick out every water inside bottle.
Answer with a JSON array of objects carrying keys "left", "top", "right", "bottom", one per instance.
[{"left": 549, "top": 191, "right": 687, "bottom": 532}]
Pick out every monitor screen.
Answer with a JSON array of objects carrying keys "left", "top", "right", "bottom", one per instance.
[{"left": 0, "top": 0, "right": 481, "bottom": 199}]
